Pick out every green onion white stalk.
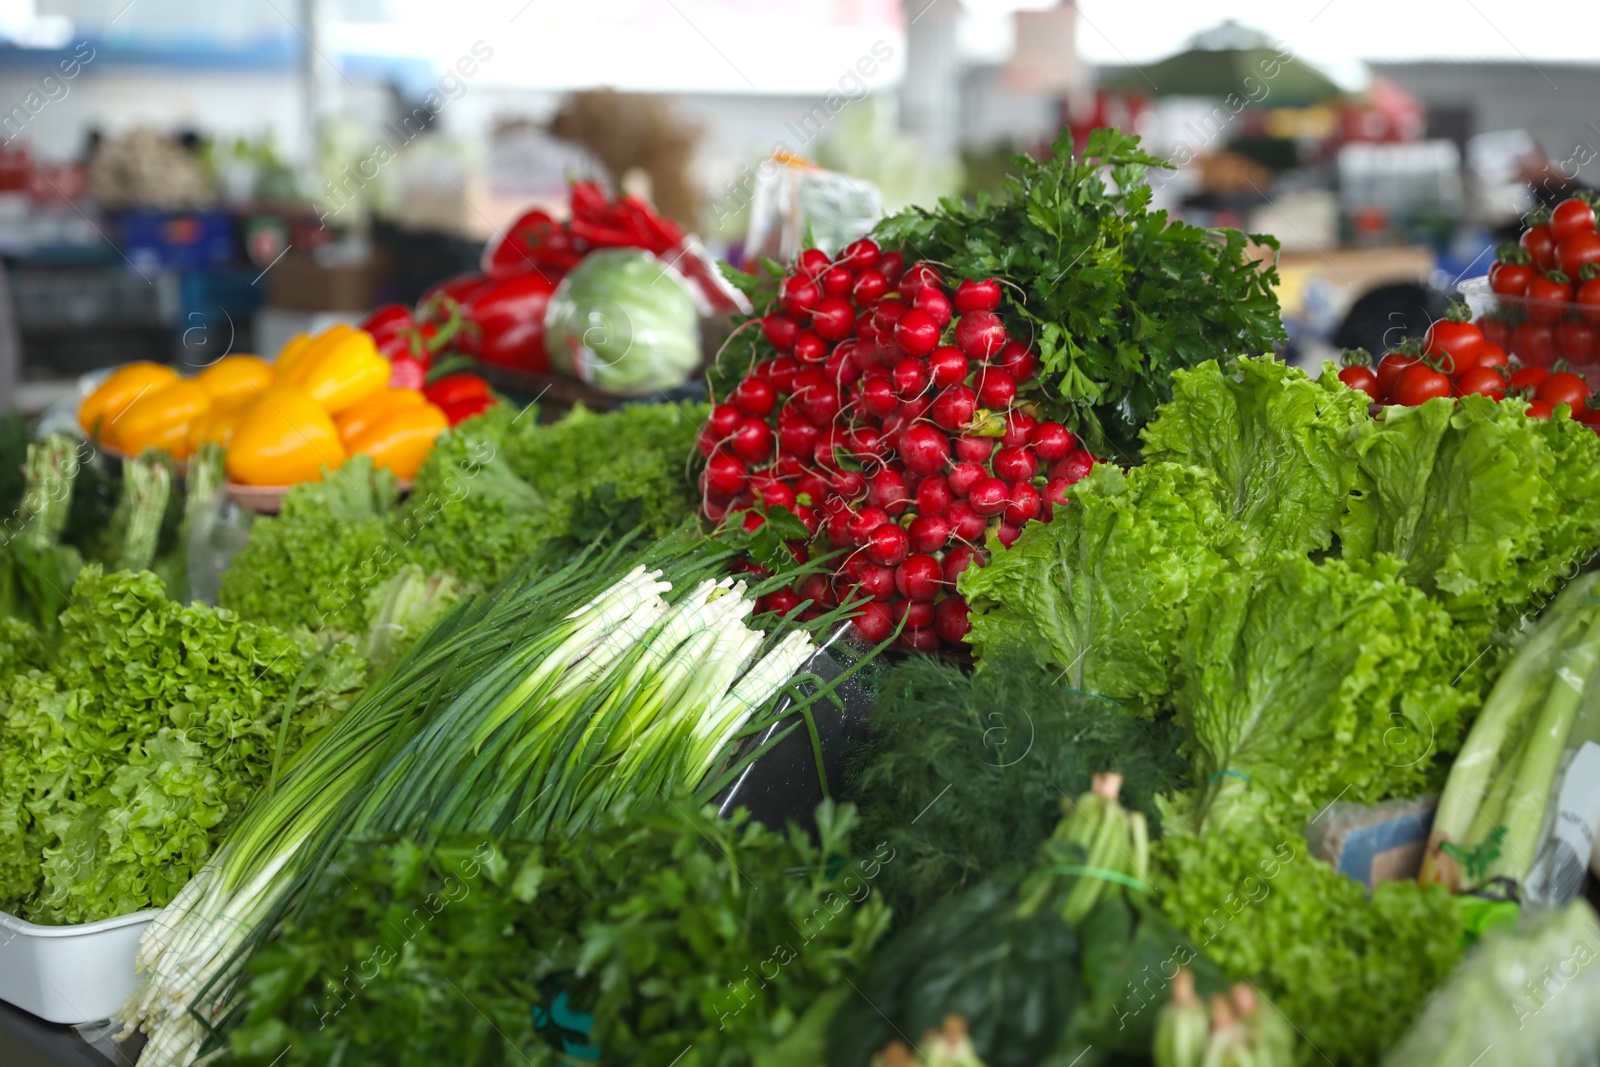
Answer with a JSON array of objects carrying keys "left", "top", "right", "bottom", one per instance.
[{"left": 119, "top": 533, "right": 844, "bottom": 1065}]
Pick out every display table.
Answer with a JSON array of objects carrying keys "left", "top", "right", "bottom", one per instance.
[{"left": 0, "top": 1000, "right": 141, "bottom": 1067}]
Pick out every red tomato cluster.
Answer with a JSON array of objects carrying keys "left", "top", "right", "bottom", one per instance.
[
  {"left": 698, "top": 241, "right": 1098, "bottom": 650},
  {"left": 1484, "top": 195, "right": 1600, "bottom": 368}
]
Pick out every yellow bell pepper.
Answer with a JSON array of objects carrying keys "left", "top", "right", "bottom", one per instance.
[
  {"left": 277, "top": 326, "right": 389, "bottom": 415},
  {"left": 227, "top": 387, "right": 347, "bottom": 487},
  {"left": 107, "top": 379, "right": 212, "bottom": 460},
  {"left": 79, "top": 362, "right": 178, "bottom": 437},
  {"left": 348, "top": 403, "right": 448, "bottom": 481},
  {"left": 196, "top": 355, "right": 273, "bottom": 406},
  {"left": 189, "top": 400, "right": 251, "bottom": 452},
  {"left": 335, "top": 388, "right": 426, "bottom": 445},
  {"left": 271, "top": 331, "right": 318, "bottom": 383}
]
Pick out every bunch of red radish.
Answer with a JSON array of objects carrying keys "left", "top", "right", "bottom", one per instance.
[
  {"left": 1335, "top": 304, "right": 1597, "bottom": 423},
  {"left": 698, "top": 240, "right": 1098, "bottom": 650}
]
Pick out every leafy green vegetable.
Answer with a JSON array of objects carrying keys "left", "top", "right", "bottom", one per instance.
[
  {"left": 1140, "top": 358, "right": 1370, "bottom": 558},
  {"left": 874, "top": 127, "right": 1284, "bottom": 456},
  {"left": 1155, "top": 812, "right": 1464, "bottom": 1067},
  {"left": 545, "top": 249, "right": 703, "bottom": 396},
  {"left": 1338, "top": 394, "right": 1600, "bottom": 631},
  {"left": 959, "top": 462, "right": 1242, "bottom": 714},
  {"left": 0, "top": 566, "right": 365, "bottom": 923},
  {"left": 1171, "top": 554, "right": 1472, "bottom": 833},
  {"left": 224, "top": 801, "right": 890, "bottom": 1067},
  {"left": 844, "top": 651, "right": 1187, "bottom": 921}
]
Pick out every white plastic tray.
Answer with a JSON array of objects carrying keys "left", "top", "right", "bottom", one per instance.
[{"left": 0, "top": 908, "right": 158, "bottom": 1024}]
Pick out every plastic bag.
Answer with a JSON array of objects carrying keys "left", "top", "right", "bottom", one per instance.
[{"left": 742, "top": 156, "right": 883, "bottom": 264}]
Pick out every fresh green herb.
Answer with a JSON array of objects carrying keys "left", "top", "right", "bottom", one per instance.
[{"left": 874, "top": 127, "right": 1284, "bottom": 456}]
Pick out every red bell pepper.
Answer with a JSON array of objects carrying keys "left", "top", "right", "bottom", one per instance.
[
  {"left": 418, "top": 273, "right": 492, "bottom": 331},
  {"left": 483, "top": 209, "right": 560, "bottom": 280},
  {"left": 462, "top": 271, "right": 557, "bottom": 374},
  {"left": 360, "top": 303, "right": 414, "bottom": 345},
  {"left": 424, "top": 373, "right": 492, "bottom": 408}
]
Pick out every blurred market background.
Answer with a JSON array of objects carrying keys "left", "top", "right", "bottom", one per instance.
[{"left": 0, "top": 0, "right": 1593, "bottom": 412}]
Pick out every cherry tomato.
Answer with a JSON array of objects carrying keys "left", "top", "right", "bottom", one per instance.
[
  {"left": 1391, "top": 362, "right": 1452, "bottom": 406},
  {"left": 1526, "top": 273, "right": 1574, "bottom": 322},
  {"left": 1525, "top": 399, "right": 1554, "bottom": 419},
  {"left": 1513, "top": 320, "right": 1558, "bottom": 367},
  {"left": 1508, "top": 364, "right": 1551, "bottom": 393},
  {"left": 1337, "top": 365, "right": 1380, "bottom": 400},
  {"left": 1537, "top": 371, "right": 1590, "bottom": 410},
  {"left": 1478, "top": 318, "right": 1512, "bottom": 351},
  {"left": 1551, "top": 198, "right": 1597, "bottom": 242},
  {"left": 1375, "top": 352, "right": 1419, "bottom": 398},
  {"left": 1557, "top": 232, "right": 1600, "bottom": 281},
  {"left": 1455, "top": 366, "right": 1507, "bottom": 400},
  {"left": 1581, "top": 277, "right": 1600, "bottom": 326},
  {"left": 1522, "top": 223, "right": 1559, "bottom": 271},
  {"left": 1489, "top": 260, "right": 1534, "bottom": 298},
  {"left": 1557, "top": 319, "right": 1598, "bottom": 366},
  {"left": 1422, "top": 319, "right": 1484, "bottom": 374}
]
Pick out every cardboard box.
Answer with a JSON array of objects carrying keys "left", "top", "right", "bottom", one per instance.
[{"left": 267, "top": 252, "right": 375, "bottom": 312}]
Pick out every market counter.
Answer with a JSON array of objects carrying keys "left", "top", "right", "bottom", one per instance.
[{"left": 0, "top": 1000, "right": 139, "bottom": 1067}]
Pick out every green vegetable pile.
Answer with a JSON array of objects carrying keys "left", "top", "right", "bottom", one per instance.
[
  {"left": 875, "top": 128, "right": 1285, "bottom": 456},
  {"left": 223, "top": 801, "right": 889, "bottom": 1067},
  {"left": 0, "top": 567, "right": 365, "bottom": 924},
  {"left": 219, "top": 402, "right": 705, "bottom": 634}
]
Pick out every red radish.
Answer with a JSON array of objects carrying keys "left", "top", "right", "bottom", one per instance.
[
  {"left": 705, "top": 453, "right": 747, "bottom": 495},
  {"left": 840, "top": 238, "right": 880, "bottom": 270},
  {"left": 871, "top": 298, "right": 906, "bottom": 333},
  {"left": 994, "top": 341, "right": 1037, "bottom": 380},
  {"left": 866, "top": 522, "right": 911, "bottom": 566},
  {"left": 820, "top": 267, "right": 854, "bottom": 297},
  {"left": 831, "top": 467, "right": 867, "bottom": 500},
  {"left": 824, "top": 343, "right": 862, "bottom": 388},
  {"left": 898, "top": 262, "right": 944, "bottom": 299},
  {"left": 796, "top": 472, "right": 831, "bottom": 506},
  {"left": 793, "top": 330, "right": 828, "bottom": 364},
  {"left": 977, "top": 367, "right": 1018, "bottom": 408},
  {"left": 1004, "top": 483, "right": 1041, "bottom": 524},
  {"left": 946, "top": 501, "right": 987, "bottom": 542},
  {"left": 860, "top": 377, "right": 899, "bottom": 417},
  {"left": 799, "top": 382, "right": 841, "bottom": 425},
  {"left": 899, "top": 393, "right": 932, "bottom": 422},
  {"left": 799, "top": 574, "right": 836, "bottom": 608},
  {"left": 867, "top": 468, "right": 910, "bottom": 514},
  {"left": 908, "top": 513, "right": 951, "bottom": 552},
  {"left": 697, "top": 426, "right": 717, "bottom": 457},
  {"left": 879, "top": 251, "right": 905, "bottom": 283},
  {"left": 899, "top": 625, "right": 941, "bottom": 651},
  {"left": 895, "top": 554, "right": 943, "bottom": 601},
  {"left": 954, "top": 434, "right": 994, "bottom": 463},
  {"left": 892, "top": 358, "right": 931, "bottom": 399},
  {"left": 968, "top": 477, "right": 1009, "bottom": 516},
  {"left": 932, "top": 386, "right": 978, "bottom": 431},
  {"left": 824, "top": 503, "right": 855, "bottom": 545},
  {"left": 899, "top": 424, "right": 951, "bottom": 474},
  {"left": 892, "top": 598, "right": 937, "bottom": 629},
  {"left": 730, "top": 417, "right": 774, "bottom": 462},
  {"left": 796, "top": 248, "right": 832, "bottom": 278},
  {"left": 954, "top": 311, "right": 1008, "bottom": 360},
  {"left": 1001, "top": 411, "right": 1037, "bottom": 449},
  {"left": 996, "top": 523, "right": 1023, "bottom": 548},
  {"left": 916, "top": 474, "right": 953, "bottom": 515},
  {"left": 811, "top": 296, "right": 856, "bottom": 341},
  {"left": 794, "top": 503, "right": 818, "bottom": 534},
  {"left": 812, "top": 428, "right": 844, "bottom": 468},
  {"left": 752, "top": 479, "right": 796, "bottom": 509},
  {"left": 741, "top": 510, "right": 766, "bottom": 533},
  {"left": 953, "top": 278, "right": 1002, "bottom": 314},
  {"left": 929, "top": 346, "right": 969, "bottom": 388},
  {"left": 768, "top": 356, "right": 800, "bottom": 392},
  {"left": 709, "top": 403, "right": 742, "bottom": 439},
  {"left": 764, "top": 587, "right": 802, "bottom": 614},
  {"left": 846, "top": 426, "right": 888, "bottom": 464},
  {"left": 781, "top": 274, "right": 821, "bottom": 314},
  {"left": 847, "top": 505, "right": 891, "bottom": 544},
  {"left": 732, "top": 376, "right": 777, "bottom": 417},
  {"left": 852, "top": 270, "right": 889, "bottom": 305},
  {"left": 1030, "top": 421, "right": 1075, "bottom": 461},
  {"left": 850, "top": 563, "right": 896, "bottom": 602},
  {"left": 1051, "top": 447, "right": 1096, "bottom": 484},
  {"left": 947, "top": 460, "right": 986, "bottom": 497},
  {"left": 762, "top": 314, "right": 799, "bottom": 351},
  {"left": 774, "top": 455, "right": 806, "bottom": 480},
  {"left": 850, "top": 600, "right": 894, "bottom": 642},
  {"left": 935, "top": 596, "right": 972, "bottom": 645},
  {"left": 1042, "top": 477, "right": 1072, "bottom": 511},
  {"left": 942, "top": 544, "right": 983, "bottom": 583},
  {"left": 894, "top": 308, "right": 941, "bottom": 357},
  {"left": 912, "top": 286, "right": 954, "bottom": 328},
  {"left": 704, "top": 495, "right": 733, "bottom": 522},
  {"left": 992, "top": 446, "right": 1038, "bottom": 482}
]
